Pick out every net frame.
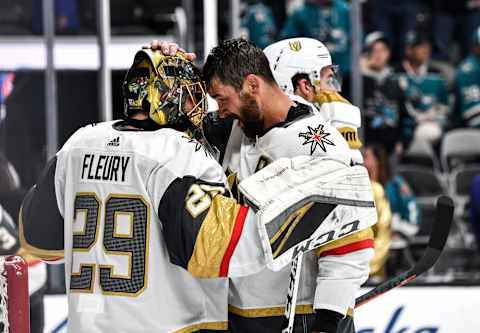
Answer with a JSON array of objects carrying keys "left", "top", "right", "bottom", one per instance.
[
  {"left": 0, "top": 256, "right": 8, "bottom": 333},
  {"left": 0, "top": 256, "right": 29, "bottom": 333}
]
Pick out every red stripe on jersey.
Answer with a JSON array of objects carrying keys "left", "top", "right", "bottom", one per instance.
[
  {"left": 219, "top": 205, "right": 249, "bottom": 277},
  {"left": 319, "top": 239, "right": 374, "bottom": 257}
]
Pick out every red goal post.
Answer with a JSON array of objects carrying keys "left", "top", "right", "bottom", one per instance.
[{"left": 0, "top": 256, "right": 29, "bottom": 333}]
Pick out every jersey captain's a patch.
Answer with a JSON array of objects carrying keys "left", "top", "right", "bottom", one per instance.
[{"left": 298, "top": 124, "right": 335, "bottom": 154}]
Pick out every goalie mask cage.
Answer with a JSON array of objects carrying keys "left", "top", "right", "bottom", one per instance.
[{"left": 0, "top": 256, "right": 29, "bottom": 333}]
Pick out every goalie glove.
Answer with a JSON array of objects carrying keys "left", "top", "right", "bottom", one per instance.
[{"left": 239, "top": 155, "right": 377, "bottom": 271}]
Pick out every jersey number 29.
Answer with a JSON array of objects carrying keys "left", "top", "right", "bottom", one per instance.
[{"left": 70, "top": 192, "right": 149, "bottom": 296}]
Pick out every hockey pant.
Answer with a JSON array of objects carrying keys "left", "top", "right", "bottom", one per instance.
[{"left": 228, "top": 312, "right": 355, "bottom": 333}]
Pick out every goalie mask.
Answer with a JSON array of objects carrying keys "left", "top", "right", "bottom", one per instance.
[
  {"left": 123, "top": 49, "right": 207, "bottom": 130},
  {"left": 263, "top": 38, "right": 342, "bottom": 103}
]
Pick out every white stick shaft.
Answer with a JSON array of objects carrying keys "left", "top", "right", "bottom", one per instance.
[{"left": 282, "top": 252, "right": 304, "bottom": 333}]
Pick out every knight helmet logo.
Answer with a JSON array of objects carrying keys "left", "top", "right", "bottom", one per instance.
[{"left": 288, "top": 40, "right": 302, "bottom": 52}]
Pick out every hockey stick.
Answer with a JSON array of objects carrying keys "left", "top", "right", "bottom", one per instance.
[
  {"left": 355, "top": 195, "right": 454, "bottom": 308},
  {"left": 281, "top": 195, "right": 453, "bottom": 332},
  {"left": 282, "top": 251, "right": 304, "bottom": 333}
]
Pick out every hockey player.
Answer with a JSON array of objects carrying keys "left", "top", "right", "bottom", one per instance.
[
  {"left": 149, "top": 39, "right": 376, "bottom": 333},
  {"left": 19, "top": 50, "right": 271, "bottom": 333},
  {"left": 263, "top": 37, "right": 364, "bottom": 164}
]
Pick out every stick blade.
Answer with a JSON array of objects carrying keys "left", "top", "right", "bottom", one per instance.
[
  {"left": 428, "top": 195, "right": 454, "bottom": 251},
  {"left": 412, "top": 195, "right": 454, "bottom": 274},
  {"left": 355, "top": 195, "right": 454, "bottom": 307}
]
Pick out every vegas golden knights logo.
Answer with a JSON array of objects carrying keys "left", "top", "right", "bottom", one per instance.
[{"left": 288, "top": 40, "right": 302, "bottom": 52}]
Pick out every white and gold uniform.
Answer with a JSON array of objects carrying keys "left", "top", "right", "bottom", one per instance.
[
  {"left": 316, "top": 91, "right": 364, "bottom": 164},
  {"left": 20, "top": 120, "right": 265, "bottom": 333},
  {"left": 221, "top": 102, "right": 374, "bottom": 323}
]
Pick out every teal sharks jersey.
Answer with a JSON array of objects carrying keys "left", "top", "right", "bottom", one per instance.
[
  {"left": 455, "top": 55, "right": 480, "bottom": 127},
  {"left": 241, "top": 3, "right": 277, "bottom": 49}
]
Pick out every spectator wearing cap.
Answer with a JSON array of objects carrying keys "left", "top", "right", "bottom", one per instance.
[
  {"left": 453, "top": 26, "right": 480, "bottom": 128},
  {"left": 344, "top": 31, "right": 409, "bottom": 155},
  {"left": 394, "top": 30, "right": 450, "bottom": 147},
  {"left": 279, "top": 0, "right": 352, "bottom": 74}
]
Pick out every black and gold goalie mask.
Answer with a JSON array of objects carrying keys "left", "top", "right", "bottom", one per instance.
[{"left": 123, "top": 49, "right": 207, "bottom": 130}]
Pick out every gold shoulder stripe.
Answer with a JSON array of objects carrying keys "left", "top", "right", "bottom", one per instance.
[
  {"left": 18, "top": 207, "right": 64, "bottom": 261},
  {"left": 187, "top": 195, "right": 241, "bottom": 278},
  {"left": 228, "top": 304, "right": 314, "bottom": 318},
  {"left": 316, "top": 91, "right": 351, "bottom": 106},
  {"left": 338, "top": 127, "right": 363, "bottom": 149},
  {"left": 315, "top": 227, "right": 374, "bottom": 257}
]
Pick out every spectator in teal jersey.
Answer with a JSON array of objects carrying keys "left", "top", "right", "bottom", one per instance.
[
  {"left": 395, "top": 30, "right": 450, "bottom": 146},
  {"left": 453, "top": 26, "right": 480, "bottom": 128},
  {"left": 343, "top": 31, "right": 411, "bottom": 155},
  {"left": 279, "top": 0, "right": 351, "bottom": 74},
  {"left": 240, "top": 1, "right": 277, "bottom": 49}
]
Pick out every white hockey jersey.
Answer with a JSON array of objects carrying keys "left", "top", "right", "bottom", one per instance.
[
  {"left": 316, "top": 91, "right": 364, "bottom": 164},
  {"left": 19, "top": 120, "right": 266, "bottom": 333},
  {"left": 223, "top": 103, "right": 375, "bottom": 317}
]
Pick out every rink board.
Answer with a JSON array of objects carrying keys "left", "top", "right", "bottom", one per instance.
[
  {"left": 354, "top": 286, "right": 480, "bottom": 332},
  {"left": 43, "top": 286, "right": 480, "bottom": 333}
]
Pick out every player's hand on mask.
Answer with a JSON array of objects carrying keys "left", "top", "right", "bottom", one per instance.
[{"left": 142, "top": 40, "right": 197, "bottom": 61}]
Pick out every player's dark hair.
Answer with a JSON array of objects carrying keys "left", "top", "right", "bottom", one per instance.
[
  {"left": 291, "top": 73, "right": 311, "bottom": 91},
  {"left": 203, "top": 38, "right": 276, "bottom": 91}
]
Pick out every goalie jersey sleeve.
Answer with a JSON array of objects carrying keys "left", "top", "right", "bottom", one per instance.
[{"left": 155, "top": 164, "right": 252, "bottom": 278}]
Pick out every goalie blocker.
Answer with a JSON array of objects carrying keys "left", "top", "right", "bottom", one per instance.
[{"left": 239, "top": 155, "right": 377, "bottom": 272}]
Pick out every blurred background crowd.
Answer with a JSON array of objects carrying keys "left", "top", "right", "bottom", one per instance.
[{"left": 1, "top": 0, "right": 480, "bottom": 331}]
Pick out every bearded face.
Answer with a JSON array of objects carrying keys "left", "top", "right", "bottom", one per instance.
[{"left": 238, "top": 90, "right": 265, "bottom": 138}]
